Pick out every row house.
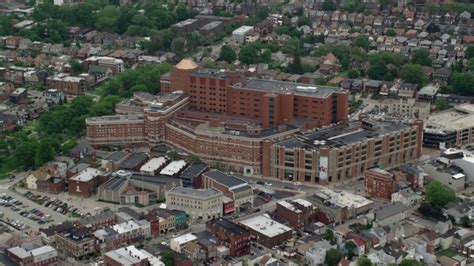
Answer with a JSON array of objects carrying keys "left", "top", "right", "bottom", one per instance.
[
  {"left": 94, "top": 220, "right": 146, "bottom": 252},
  {"left": 46, "top": 73, "right": 93, "bottom": 95}
]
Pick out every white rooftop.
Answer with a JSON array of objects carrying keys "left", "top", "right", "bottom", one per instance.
[
  {"left": 70, "top": 167, "right": 101, "bottom": 182},
  {"left": 112, "top": 220, "right": 141, "bottom": 234},
  {"left": 171, "top": 233, "right": 197, "bottom": 245},
  {"left": 239, "top": 214, "right": 292, "bottom": 238},
  {"left": 278, "top": 200, "right": 302, "bottom": 213},
  {"left": 316, "top": 189, "right": 373, "bottom": 209},
  {"left": 428, "top": 103, "right": 474, "bottom": 131},
  {"left": 292, "top": 198, "right": 312, "bottom": 208},
  {"left": 233, "top": 25, "right": 254, "bottom": 35},
  {"left": 140, "top": 157, "right": 167, "bottom": 173},
  {"left": 160, "top": 160, "right": 186, "bottom": 176},
  {"left": 104, "top": 245, "right": 164, "bottom": 265}
]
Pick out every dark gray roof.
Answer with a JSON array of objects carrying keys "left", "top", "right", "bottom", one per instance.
[
  {"left": 78, "top": 209, "right": 115, "bottom": 226},
  {"left": 100, "top": 176, "right": 127, "bottom": 190},
  {"left": 203, "top": 170, "right": 247, "bottom": 188},
  {"left": 240, "top": 79, "right": 342, "bottom": 97},
  {"left": 210, "top": 218, "right": 248, "bottom": 235},
  {"left": 180, "top": 163, "right": 208, "bottom": 179},
  {"left": 375, "top": 203, "right": 408, "bottom": 221},
  {"left": 276, "top": 119, "right": 412, "bottom": 149},
  {"left": 104, "top": 150, "right": 129, "bottom": 162},
  {"left": 130, "top": 174, "right": 180, "bottom": 185},
  {"left": 231, "top": 185, "right": 252, "bottom": 193},
  {"left": 121, "top": 152, "right": 148, "bottom": 170},
  {"left": 168, "top": 187, "right": 222, "bottom": 198}
]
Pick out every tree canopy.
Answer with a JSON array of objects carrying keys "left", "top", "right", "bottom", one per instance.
[
  {"left": 425, "top": 180, "right": 456, "bottom": 208},
  {"left": 411, "top": 48, "right": 432, "bottom": 66},
  {"left": 219, "top": 45, "right": 237, "bottom": 63},
  {"left": 400, "top": 64, "right": 428, "bottom": 87},
  {"left": 325, "top": 248, "right": 342, "bottom": 266}
]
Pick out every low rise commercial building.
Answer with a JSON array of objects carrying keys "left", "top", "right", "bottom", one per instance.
[
  {"left": 365, "top": 167, "right": 398, "bottom": 201},
  {"left": 379, "top": 98, "right": 431, "bottom": 120},
  {"left": 5, "top": 245, "right": 59, "bottom": 266},
  {"left": 232, "top": 26, "right": 254, "bottom": 44},
  {"left": 76, "top": 209, "right": 116, "bottom": 232},
  {"left": 103, "top": 245, "right": 164, "bottom": 266},
  {"left": 201, "top": 170, "right": 253, "bottom": 213},
  {"left": 239, "top": 214, "right": 293, "bottom": 248},
  {"left": 275, "top": 199, "right": 317, "bottom": 229},
  {"left": 166, "top": 187, "right": 223, "bottom": 221},
  {"left": 68, "top": 167, "right": 103, "bottom": 198},
  {"left": 206, "top": 218, "right": 251, "bottom": 257},
  {"left": 170, "top": 233, "right": 198, "bottom": 253},
  {"left": 55, "top": 229, "right": 96, "bottom": 259}
]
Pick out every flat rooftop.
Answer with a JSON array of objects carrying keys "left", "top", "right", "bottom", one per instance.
[
  {"left": 140, "top": 157, "right": 167, "bottom": 172},
  {"left": 70, "top": 167, "right": 102, "bottom": 182},
  {"left": 210, "top": 218, "right": 248, "bottom": 235},
  {"left": 172, "top": 233, "right": 197, "bottom": 245},
  {"left": 160, "top": 160, "right": 187, "bottom": 176},
  {"left": 203, "top": 170, "right": 248, "bottom": 189},
  {"left": 239, "top": 214, "right": 292, "bottom": 238},
  {"left": 276, "top": 119, "right": 412, "bottom": 149},
  {"left": 168, "top": 187, "right": 222, "bottom": 198},
  {"left": 428, "top": 104, "right": 474, "bottom": 131},
  {"left": 239, "top": 79, "right": 343, "bottom": 97},
  {"left": 86, "top": 114, "right": 144, "bottom": 123},
  {"left": 314, "top": 189, "right": 373, "bottom": 209}
]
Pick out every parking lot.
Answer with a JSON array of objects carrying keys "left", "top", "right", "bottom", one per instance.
[{"left": 23, "top": 191, "right": 88, "bottom": 218}]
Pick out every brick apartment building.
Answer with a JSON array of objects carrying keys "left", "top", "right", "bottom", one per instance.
[
  {"left": 5, "top": 245, "right": 59, "bottom": 266},
  {"left": 206, "top": 218, "right": 251, "bottom": 257},
  {"left": 55, "top": 229, "right": 96, "bottom": 259},
  {"left": 76, "top": 209, "right": 117, "bottom": 232},
  {"left": 365, "top": 167, "right": 398, "bottom": 200},
  {"left": 276, "top": 199, "right": 317, "bottom": 229},
  {"left": 46, "top": 74, "right": 93, "bottom": 95},
  {"left": 68, "top": 167, "right": 104, "bottom": 198},
  {"left": 200, "top": 170, "right": 253, "bottom": 213}
]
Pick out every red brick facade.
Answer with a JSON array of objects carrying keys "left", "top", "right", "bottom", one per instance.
[{"left": 365, "top": 168, "right": 398, "bottom": 200}]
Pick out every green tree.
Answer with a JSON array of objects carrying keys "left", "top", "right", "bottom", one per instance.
[
  {"left": 400, "top": 259, "right": 422, "bottom": 266},
  {"left": 460, "top": 215, "right": 472, "bottom": 228},
  {"left": 354, "top": 35, "right": 370, "bottom": 50},
  {"left": 400, "top": 64, "right": 428, "bottom": 87},
  {"left": 69, "top": 59, "right": 85, "bottom": 75},
  {"left": 345, "top": 241, "right": 357, "bottom": 260},
  {"left": 466, "top": 46, "right": 474, "bottom": 59},
  {"left": 219, "top": 45, "right": 237, "bottom": 63},
  {"left": 167, "top": 150, "right": 178, "bottom": 160},
  {"left": 171, "top": 37, "right": 186, "bottom": 58},
  {"left": 322, "top": 0, "right": 336, "bottom": 11},
  {"left": 160, "top": 251, "right": 174, "bottom": 266},
  {"left": 35, "top": 141, "right": 55, "bottom": 168},
  {"left": 386, "top": 28, "right": 396, "bottom": 37},
  {"left": 325, "top": 248, "right": 342, "bottom": 266},
  {"left": 323, "top": 229, "right": 334, "bottom": 242},
  {"left": 238, "top": 44, "right": 259, "bottom": 65},
  {"left": 287, "top": 53, "right": 303, "bottom": 74},
  {"left": 189, "top": 155, "right": 201, "bottom": 163},
  {"left": 368, "top": 59, "right": 388, "bottom": 80},
  {"left": 425, "top": 180, "right": 456, "bottom": 208},
  {"left": 15, "top": 140, "right": 39, "bottom": 170},
  {"left": 412, "top": 48, "right": 432, "bottom": 66},
  {"left": 469, "top": 58, "right": 474, "bottom": 71},
  {"left": 71, "top": 96, "right": 94, "bottom": 116},
  {"left": 347, "top": 69, "right": 359, "bottom": 78},
  {"left": 434, "top": 98, "right": 449, "bottom": 110},
  {"left": 449, "top": 72, "right": 474, "bottom": 96},
  {"left": 357, "top": 256, "right": 373, "bottom": 266}
]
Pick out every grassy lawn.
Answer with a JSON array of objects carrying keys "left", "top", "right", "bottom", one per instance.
[{"left": 437, "top": 249, "right": 458, "bottom": 258}]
